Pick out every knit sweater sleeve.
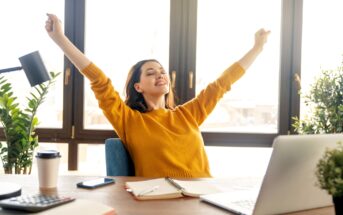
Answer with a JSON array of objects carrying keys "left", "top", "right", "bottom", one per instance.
[
  {"left": 181, "top": 62, "right": 245, "bottom": 125},
  {"left": 81, "top": 63, "right": 132, "bottom": 141}
]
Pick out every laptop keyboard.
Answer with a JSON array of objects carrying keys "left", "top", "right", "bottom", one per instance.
[{"left": 231, "top": 199, "right": 255, "bottom": 210}]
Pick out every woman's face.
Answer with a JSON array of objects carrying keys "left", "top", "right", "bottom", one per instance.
[{"left": 134, "top": 61, "right": 170, "bottom": 97}]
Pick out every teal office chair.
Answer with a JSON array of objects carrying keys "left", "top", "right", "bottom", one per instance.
[{"left": 105, "top": 138, "right": 135, "bottom": 176}]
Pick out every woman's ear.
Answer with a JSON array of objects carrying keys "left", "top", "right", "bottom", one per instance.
[{"left": 134, "top": 83, "right": 143, "bottom": 93}]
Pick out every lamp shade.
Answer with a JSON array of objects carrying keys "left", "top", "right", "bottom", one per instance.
[{"left": 19, "top": 51, "right": 50, "bottom": 86}]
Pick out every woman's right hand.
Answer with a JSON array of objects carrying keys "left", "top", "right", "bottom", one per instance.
[{"left": 45, "top": 13, "right": 64, "bottom": 42}]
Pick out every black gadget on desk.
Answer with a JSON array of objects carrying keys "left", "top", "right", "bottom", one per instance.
[{"left": 77, "top": 177, "right": 115, "bottom": 189}]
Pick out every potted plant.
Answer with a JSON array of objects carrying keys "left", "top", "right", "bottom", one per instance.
[
  {"left": 292, "top": 59, "right": 343, "bottom": 134},
  {"left": 315, "top": 142, "right": 343, "bottom": 214},
  {"left": 0, "top": 72, "right": 59, "bottom": 174}
]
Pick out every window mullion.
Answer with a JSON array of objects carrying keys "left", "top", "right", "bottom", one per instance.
[
  {"left": 169, "top": 0, "right": 197, "bottom": 104},
  {"left": 279, "top": 0, "right": 303, "bottom": 135}
]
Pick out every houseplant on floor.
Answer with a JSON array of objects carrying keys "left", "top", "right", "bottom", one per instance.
[
  {"left": 315, "top": 142, "right": 343, "bottom": 214},
  {"left": 292, "top": 59, "right": 343, "bottom": 134},
  {"left": 0, "top": 71, "right": 59, "bottom": 174}
]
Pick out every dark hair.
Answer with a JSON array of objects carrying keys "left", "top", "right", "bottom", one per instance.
[{"left": 124, "top": 59, "right": 175, "bottom": 112}]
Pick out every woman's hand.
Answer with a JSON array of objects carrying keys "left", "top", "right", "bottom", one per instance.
[
  {"left": 45, "top": 13, "right": 64, "bottom": 42},
  {"left": 254, "top": 28, "right": 270, "bottom": 51},
  {"left": 237, "top": 28, "right": 270, "bottom": 70}
]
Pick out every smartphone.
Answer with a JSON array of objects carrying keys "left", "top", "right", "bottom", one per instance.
[{"left": 76, "top": 178, "right": 115, "bottom": 189}]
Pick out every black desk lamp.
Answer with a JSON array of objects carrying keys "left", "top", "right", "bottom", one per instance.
[
  {"left": 0, "top": 51, "right": 50, "bottom": 200},
  {"left": 0, "top": 50, "right": 50, "bottom": 86}
]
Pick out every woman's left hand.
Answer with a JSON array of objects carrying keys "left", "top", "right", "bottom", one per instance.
[{"left": 254, "top": 28, "right": 270, "bottom": 51}]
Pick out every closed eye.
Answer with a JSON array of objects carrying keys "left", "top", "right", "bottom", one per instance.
[
  {"left": 145, "top": 68, "right": 166, "bottom": 76},
  {"left": 146, "top": 71, "right": 156, "bottom": 76}
]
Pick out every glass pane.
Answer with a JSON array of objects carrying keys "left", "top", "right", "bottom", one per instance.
[
  {"left": 196, "top": 0, "right": 281, "bottom": 133},
  {"left": 84, "top": 0, "right": 170, "bottom": 129},
  {"left": 78, "top": 144, "right": 106, "bottom": 176},
  {"left": 0, "top": 1, "right": 64, "bottom": 128},
  {"left": 300, "top": 0, "right": 343, "bottom": 119}
]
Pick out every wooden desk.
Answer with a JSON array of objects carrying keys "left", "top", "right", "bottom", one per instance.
[{"left": 0, "top": 175, "right": 335, "bottom": 215}]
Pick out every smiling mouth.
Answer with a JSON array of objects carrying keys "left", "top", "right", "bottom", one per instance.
[{"left": 155, "top": 81, "right": 167, "bottom": 86}]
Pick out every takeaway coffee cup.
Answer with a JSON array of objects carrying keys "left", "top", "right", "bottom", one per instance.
[{"left": 36, "top": 150, "right": 61, "bottom": 189}]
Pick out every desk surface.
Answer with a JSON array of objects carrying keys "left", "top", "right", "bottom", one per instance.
[{"left": 0, "top": 175, "right": 335, "bottom": 215}]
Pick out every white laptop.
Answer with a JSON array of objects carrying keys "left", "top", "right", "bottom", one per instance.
[{"left": 201, "top": 134, "right": 343, "bottom": 215}]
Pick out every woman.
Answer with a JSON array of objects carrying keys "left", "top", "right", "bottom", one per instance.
[{"left": 45, "top": 14, "right": 270, "bottom": 178}]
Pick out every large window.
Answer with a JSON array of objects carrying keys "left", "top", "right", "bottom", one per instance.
[
  {"left": 1, "top": 0, "right": 321, "bottom": 170},
  {"left": 196, "top": 0, "right": 281, "bottom": 133},
  {"left": 79, "top": 0, "right": 285, "bottom": 147}
]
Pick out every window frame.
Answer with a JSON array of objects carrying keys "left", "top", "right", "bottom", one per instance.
[
  {"left": 0, "top": 0, "right": 304, "bottom": 171},
  {"left": 57, "top": 0, "right": 305, "bottom": 168},
  {"left": 72, "top": 0, "right": 304, "bottom": 148}
]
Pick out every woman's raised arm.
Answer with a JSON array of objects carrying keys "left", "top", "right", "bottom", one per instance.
[{"left": 45, "top": 13, "right": 91, "bottom": 71}]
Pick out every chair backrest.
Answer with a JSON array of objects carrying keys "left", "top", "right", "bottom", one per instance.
[{"left": 105, "top": 138, "right": 135, "bottom": 176}]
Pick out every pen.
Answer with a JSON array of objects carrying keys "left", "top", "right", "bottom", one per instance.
[
  {"left": 137, "top": 185, "right": 160, "bottom": 196},
  {"left": 165, "top": 177, "right": 185, "bottom": 191}
]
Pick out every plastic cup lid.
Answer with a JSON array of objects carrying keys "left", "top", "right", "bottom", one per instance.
[{"left": 36, "top": 150, "right": 61, "bottom": 159}]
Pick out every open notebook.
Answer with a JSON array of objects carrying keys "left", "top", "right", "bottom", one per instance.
[
  {"left": 125, "top": 177, "right": 220, "bottom": 200},
  {"left": 201, "top": 134, "right": 343, "bottom": 215}
]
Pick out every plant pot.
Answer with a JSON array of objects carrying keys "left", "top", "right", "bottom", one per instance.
[{"left": 333, "top": 196, "right": 343, "bottom": 215}]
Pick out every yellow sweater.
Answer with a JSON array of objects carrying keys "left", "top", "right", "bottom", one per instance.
[{"left": 82, "top": 62, "right": 245, "bottom": 177}]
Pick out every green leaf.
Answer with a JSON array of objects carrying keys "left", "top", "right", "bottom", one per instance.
[{"left": 29, "top": 93, "right": 39, "bottom": 101}]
